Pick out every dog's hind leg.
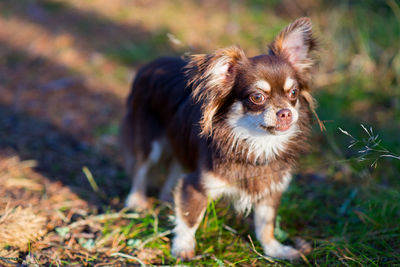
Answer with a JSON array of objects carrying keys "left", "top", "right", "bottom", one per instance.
[
  {"left": 159, "top": 160, "right": 183, "bottom": 203},
  {"left": 124, "top": 140, "right": 162, "bottom": 210},
  {"left": 171, "top": 173, "right": 207, "bottom": 260},
  {"left": 124, "top": 156, "right": 150, "bottom": 210}
]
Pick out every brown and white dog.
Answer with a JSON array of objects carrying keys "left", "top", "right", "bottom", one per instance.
[{"left": 120, "top": 18, "right": 318, "bottom": 260}]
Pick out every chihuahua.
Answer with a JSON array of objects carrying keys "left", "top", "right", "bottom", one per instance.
[{"left": 120, "top": 17, "right": 318, "bottom": 260}]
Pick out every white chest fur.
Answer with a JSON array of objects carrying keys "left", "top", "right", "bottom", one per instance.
[{"left": 226, "top": 102, "right": 300, "bottom": 164}]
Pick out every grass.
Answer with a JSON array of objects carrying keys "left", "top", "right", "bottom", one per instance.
[{"left": 0, "top": 0, "right": 399, "bottom": 266}]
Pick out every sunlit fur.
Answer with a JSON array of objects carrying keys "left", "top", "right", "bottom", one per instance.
[
  {"left": 120, "top": 17, "right": 318, "bottom": 261},
  {"left": 254, "top": 80, "right": 271, "bottom": 92}
]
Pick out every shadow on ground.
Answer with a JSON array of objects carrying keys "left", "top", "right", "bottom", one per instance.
[
  {"left": 0, "top": 103, "right": 128, "bottom": 208},
  {"left": 0, "top": 0, "right": 178, "bottom": 66},
  {"left": 0, "top": 42, "right": 134, "bottom": 208}
]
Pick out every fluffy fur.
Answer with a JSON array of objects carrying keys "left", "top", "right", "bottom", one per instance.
[{"left": 120, "top": 17, "right": 318, "bottom": 260}]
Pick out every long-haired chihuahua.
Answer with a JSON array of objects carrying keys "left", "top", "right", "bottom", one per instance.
[{"left": 120, "top": 17, "right": 318, "bottom": 260}]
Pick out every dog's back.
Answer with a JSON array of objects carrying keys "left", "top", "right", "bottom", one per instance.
[
  {"left": 122, "top": 57, "right": 187, "bottom": 155},
  {"left": 120, "top": 56, "right": 202, "bottom": 208}
]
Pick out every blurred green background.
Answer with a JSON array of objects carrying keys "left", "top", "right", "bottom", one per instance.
[{"left": 0, "top": 0, "right": 399, "bottom": 265}]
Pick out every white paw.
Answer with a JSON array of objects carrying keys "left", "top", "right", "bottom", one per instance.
[
  {"left": 124, "top": 192, "right": 149, "bottom": 211},
  {"left": 263, "top": 239, "right": 300, "bottom": 260},
  {"left": 171, "top": 236, "right": 195, "bottom": 260}
]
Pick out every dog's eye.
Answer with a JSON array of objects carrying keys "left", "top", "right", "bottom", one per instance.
[
  {"left": 249, "top": 93, "right": 266, "bottom": 105},
  {"left": 288, "top": 87, "right": 299, "bottom": 100}
]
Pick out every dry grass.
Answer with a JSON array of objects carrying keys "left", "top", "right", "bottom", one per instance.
[{"left": 0, "top": 206, "right": 47, "bottom": 251}]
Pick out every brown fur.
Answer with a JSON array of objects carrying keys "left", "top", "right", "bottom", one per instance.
[{"left": 120, "top": 17, "right": 318, "bottom": 260}]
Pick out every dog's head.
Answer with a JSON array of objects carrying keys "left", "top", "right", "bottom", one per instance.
[{"left": 187, "top": 18, "right": 318, "bottom": 161}]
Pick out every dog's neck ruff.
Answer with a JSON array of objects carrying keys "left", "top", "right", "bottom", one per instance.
[{"left": 225, "top": 103, "right": 300, "bottom": 164}]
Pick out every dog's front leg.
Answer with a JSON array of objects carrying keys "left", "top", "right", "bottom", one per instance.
[
  {"left": 254, "top": 198, "right": 300, "bottom": 260},
  {"left": 171, "top": 172, "right": 207, "bottom": 260}
]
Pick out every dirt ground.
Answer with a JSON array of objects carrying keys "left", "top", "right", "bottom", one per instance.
[{"left": 0, "top": 1, "right": 147, "bottom": 265}]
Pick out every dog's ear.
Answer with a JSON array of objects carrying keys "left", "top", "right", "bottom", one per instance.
[
  {"left": 186, "top": 46, "right": 246, "bottom": 136},
  {"left": 269, "top": 17, "right": 316, "bottom": 74}
]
